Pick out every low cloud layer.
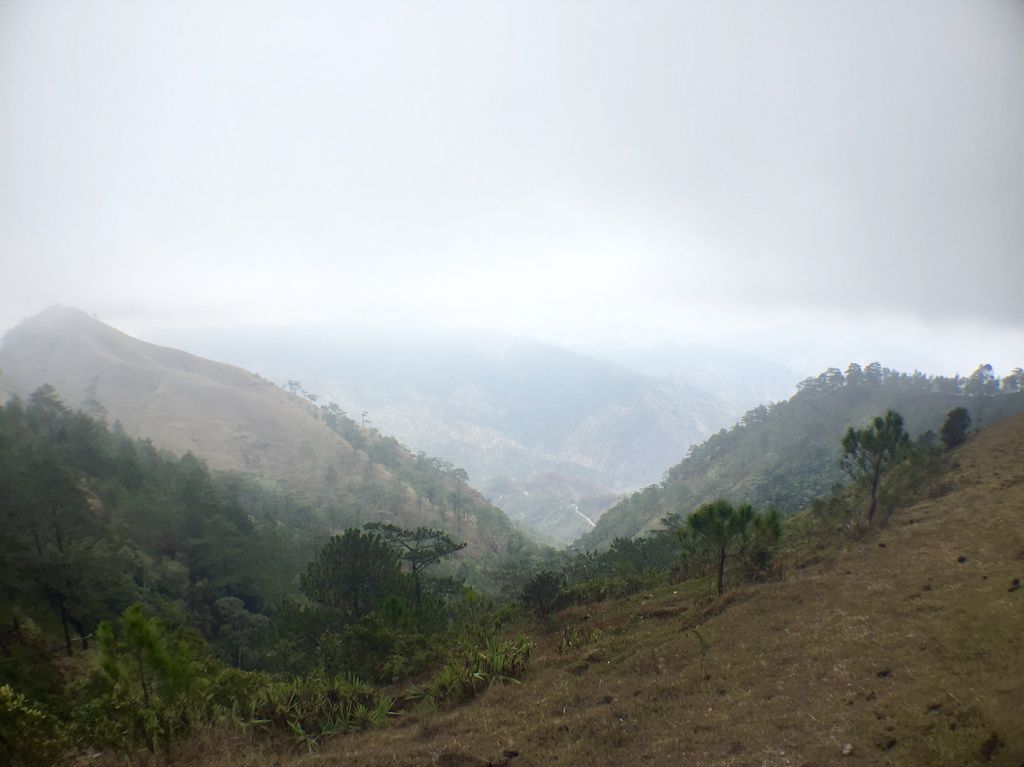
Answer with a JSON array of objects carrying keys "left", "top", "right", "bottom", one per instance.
[{"left": 2, "top": 1, "right": 1022, "bottom": 374}]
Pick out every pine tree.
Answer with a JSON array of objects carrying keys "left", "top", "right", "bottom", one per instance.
[
  {"left": 940, "top": 407, "right": 972, "bottom": 450},
  {"left": 840, "top": 410, "right": 910, "bottom": 523}
]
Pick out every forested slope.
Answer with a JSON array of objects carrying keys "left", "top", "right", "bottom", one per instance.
[
  {"left": 0, "top": 306, "right": 524, "bottom": 554},
  {"left": 0, "top": 389, "right": 312, "bottom": 661},
  {"left": 0, "top": 392, "right": 535, "bottom": 764},
  {"left": 291, "top": 411, "right": 1024, "bottom": 767},
  {"left": 5, "top": 363, "right": 1023, "bottom": 766},
  {"left": 584, "top": 363, "right": 1024, "bottom": 549}
]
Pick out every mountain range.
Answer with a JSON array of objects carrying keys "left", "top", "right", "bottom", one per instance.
[
  {"left": 139, "top": 324, "right": 796, "bottom": 543},
  {"left": 0, "top": 306, "right": 522, "bottom": 556}
]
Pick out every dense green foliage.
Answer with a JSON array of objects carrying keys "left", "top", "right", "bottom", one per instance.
[
  {"left": 520, "top": 571, "right": 571, "bottom": 617},
  {"left": 268, "top": 524, "right": 469, "bottom": 683},
  {"left": 0, "top": 389, "right": 536, "bottom": 763},
  {"left": 840, "top": 410, "right": 910, "bottom": 522},
  {"left": 0, "top": 386, "right": 310, "bottom": 661},
  {"left": 941, "top": 406, "right": 972, "bottom": 450},
  {"left": 584, "top": 363, "right": 1024, "bottom": 548},
  {"left": 300, "top": 530, "right": 402, "bottom": 619},
  {"left": 686, "top": 500, "right": 780, "bottom": 595}
]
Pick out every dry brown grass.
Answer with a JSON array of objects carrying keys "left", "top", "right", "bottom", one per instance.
[{"left": 194, "top": 414, "right": 1024, "bottom": 766}]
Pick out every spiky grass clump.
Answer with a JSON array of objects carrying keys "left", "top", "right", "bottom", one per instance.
[
  {"left": 256, "top": 673, "right": 394, "bottom": 751},
  {"left": 410, "top": 634, "right": 533, "bottom": 707}
]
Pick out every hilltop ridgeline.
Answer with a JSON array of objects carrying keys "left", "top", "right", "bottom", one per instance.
[{"left": 583, "top": 362, "right": 1024, "bottom": 549}]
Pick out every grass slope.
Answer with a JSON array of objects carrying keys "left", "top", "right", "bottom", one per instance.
[
  {"left": 0, "top": 306, "right": 524, "bottom": 555},
  {"left": 251, "top": 412, "right": 1023, "bottom": 767}
]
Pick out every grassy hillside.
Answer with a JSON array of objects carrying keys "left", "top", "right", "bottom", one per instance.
[
  {"left": 0, "top": 306, "right": 525, "bottom": 555},
  {"left": 244, "top": 411, "right": 1023, "bottom": 767},
  {"left": 584, "top": 364, "right": 1024, "bottom": 549}
]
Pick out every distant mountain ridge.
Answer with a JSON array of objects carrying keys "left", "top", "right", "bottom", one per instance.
[
  {"left": 583, "top": 361, "right": 1024, "bottom": 549},
  {"left": 0, "top": 306, "right": 524, "bottom": 555},
  {"left": 141, "top": 326, "right": 796, "bottom": 544},
  {"left": 586, "top": 341, "right": 797, "bottom": 414}
]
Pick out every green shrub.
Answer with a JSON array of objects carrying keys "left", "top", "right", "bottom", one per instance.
[
  {"left": 255, "top": 673, "right": 392, "bottom": 751},
  {"left": 320, "top": 614, "right": 438, "bottom": 683},
  {"left": 520, "top": 571, "right": 569, "bottom": 616},
  {"left": 0, "top": 684, "right": 66, "bottom": 767},
  {"left": 568, "top": 571, "right": 660, "bottom": 605},
  {"left": 410, "top": 634, "right": 533, "bottom": 706},
  {"left": 0, "top": 612, "right": 64, "bottom": 704},
  {"left": 84, "top": 605, "right": 210, "bottom": 751}
]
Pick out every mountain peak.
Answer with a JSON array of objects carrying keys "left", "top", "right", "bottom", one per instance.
[
  {"left": 0, "top": 307, "right": 524, "bottom": 554},
  {"left": 9, "top": 303, "right": 103, "bottom": 332},
  {"left": 3, "top": 304, "right": 143, "bottom": 357}
]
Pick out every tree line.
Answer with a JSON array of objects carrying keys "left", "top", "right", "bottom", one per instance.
[{"left": 587, "top": 361, "right": 1024, "bottom": 549}]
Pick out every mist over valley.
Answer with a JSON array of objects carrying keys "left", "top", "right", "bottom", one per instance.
[{"left": 2, "top": 1, "right": 1023, "bottom": 764}]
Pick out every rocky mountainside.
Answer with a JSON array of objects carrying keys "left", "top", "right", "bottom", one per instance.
[
  {"left": 143, "top": 326, "right": 794, "bottom": 544},
  {"left": 0, "top": 306, "right": 523, "bottom": 555}
]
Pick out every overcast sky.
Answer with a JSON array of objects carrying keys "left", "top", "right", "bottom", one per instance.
[{"left": 1, "top": 0, "right": 1022, "bottom": 376}]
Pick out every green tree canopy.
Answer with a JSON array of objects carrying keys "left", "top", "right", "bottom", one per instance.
[
  {"left": 363, "top": 524, "right": 466, "bottom": 608},
  {"left": 940, "top": 406, "right": 972, "bottom": 450},
  {"left": 519, "top": 570, "right": 567, "bottom": 617},
  {"left": 300, "top": 529, "right": 402, "bottom": 620},
  {"left": 686, "top": 499, "right": 772, "bottom": 595},
  {"left": 840, "top": 409, "right": 910, "bottom": 523}
]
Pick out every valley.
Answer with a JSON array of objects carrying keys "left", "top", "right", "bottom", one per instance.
[
  {"left": 141, "top": 324, "right": 796, "bottom": 544},
  {"left": 297, "top": 411, "right": 1024, "bottom": 767},
  {"left": 3, "top": 4, "right": 1021, "bottom": 764},
  {"left": 0, "top": 306, "right": 525, "bottom": 557},
  {"left": 2, "top": 307, "right": 1022, "bottom": 767}
]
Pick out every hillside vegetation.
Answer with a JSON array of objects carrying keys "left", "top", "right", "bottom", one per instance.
[
  {"left": 269, "top": 411, "right": 1024, "bottom": 767},
  {"left": 0, "top": 306, "right": 524, "bottom": 555},
  {"left": 3, "top": 373, "right": 1022, "bottom": 765},
  {"left": 0, "top": 391, "right": 538, "bottom": 764},
  {"left": 0, "top": 387, "right": 310, "bottom": 659},
  {"left": 585, "top": 362, "right": 1024, "bottom": 549}
]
